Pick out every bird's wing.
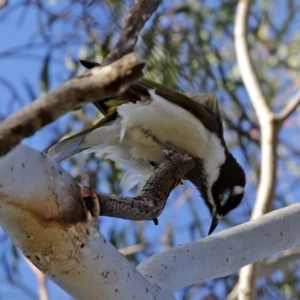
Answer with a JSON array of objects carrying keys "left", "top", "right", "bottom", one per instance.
[
  {"left": 81, "top": 60, "right": 222, "bottom": 136},
  {"left": 46, "top": 61, "right": 223, "bottom": 161},
  {"left": 189, "top": 93, "right": 224, "bottom": 137},
  {"left": 139, "top": 79, "right": 221, "bottom": 136}
]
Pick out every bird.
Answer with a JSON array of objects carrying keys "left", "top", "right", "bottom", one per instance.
[{"left": 46, "top": 60, "right": 246, "bottom": 235}]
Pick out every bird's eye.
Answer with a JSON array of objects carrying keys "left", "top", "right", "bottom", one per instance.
[{"left": 220, "top": 189, "right": 231, "bottom": 206}]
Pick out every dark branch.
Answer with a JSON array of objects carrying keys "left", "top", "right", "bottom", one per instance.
[
  {"left": 103, "top": 0, "right": 161, "bottom": 65},
  {"left": 97, "top": 151, "right": 195, "bottom": 221},
  {"left": 0, "top": 0, "right": 7, "bottom": 9},
  {"left": 0, "top": 54, "right": 144, "bottom": 157}
]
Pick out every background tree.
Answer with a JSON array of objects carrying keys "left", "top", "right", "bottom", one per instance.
[{"left": 0, "top": 0, "right": 300, "bottom": 299}]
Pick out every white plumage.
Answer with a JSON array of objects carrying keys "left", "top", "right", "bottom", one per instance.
[
  {"left": 46, "top": 65, "right": 246, "bottom": 234},
  {"left": 74, "top": 90, "right": 225, "bottom": 189}
]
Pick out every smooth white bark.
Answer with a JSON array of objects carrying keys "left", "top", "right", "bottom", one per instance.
[
  {"left": 0, "top": 145, "right": 174, "bottom": 300},
  {"left": 1, "top": 144, "right": 300, "bottom": 299},
  {"left": 138, "top": 204, "right": 300, "bottom": 292}
]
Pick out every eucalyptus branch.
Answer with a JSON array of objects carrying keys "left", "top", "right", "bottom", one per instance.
[
  {"left": 2, "top": 145, "right": 300, "bottom": 299},
  {"left": 227, "top": 247, "right": 300, "bottom": 300},
  {"left": 0, "top": 54, "right": 144, "bottom": 157},
  {"left": 0, "top": 0, "right": 7, "bottom": 9},
  {"left": 234, "top": 0, "right": 271, "bottom": 119},
  {"left": 97, "top": 151, "right": 195, "bottom": 220},
  {"left": 25, "top": 257, "right": 49, "bottom": 300},
  {"left": 276, "top": 89, "right": 300, "bottom": 123},
  {"left": 137, "top": 204, "right": 300, "bottom": 292},
  {"left": 260, "top": 247, "right": 300, "bottom": 277},
  {"left": 103, "top": 0, "right": 161, "bottom": 65},
  {"left": 234, "top": 0, "right": 300, "bottom": 296},
  {"left": 0, "top": 144, "right": 174, "bottom": 300},
  {"left": 233, "top": 0, "right": 300, "bottom": 295},
  {"left": 0, "top": 0, "right": 161, "bottom": 158},
  {"left": 234, "top": 0, "right": 279, "bottom": 299},
  {"left": 119, "top": 244, "right": 145, "bottom": 256}
]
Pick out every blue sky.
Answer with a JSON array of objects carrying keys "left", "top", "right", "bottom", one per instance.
[
  {"left": 0, "top": 3, "right": 213, "bottom": 298},
  {"left": 1, "top": 1, "right": 300, "bottom": 299}
]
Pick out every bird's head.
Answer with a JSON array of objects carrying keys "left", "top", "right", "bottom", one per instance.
[{"left": 186, "top": 151, "right": 246, "bottom": 235}]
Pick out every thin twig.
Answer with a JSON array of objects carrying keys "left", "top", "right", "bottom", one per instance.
[
  {"left": 119, "top": 244, "right": 145, "bottom": 256},
  {"left": 0, "top": 54, "right": 144, "bottom": 157},
  {"left": 92, "top": 0, "right": 161, "bottom": 113},
  {"left": 276, "top": 89, "right": 300, "bottom": 123},
  {"left": 0, "top": 0, "right": 7, "bottom": 9},
  {"left": 227, "top": 247, "right": 300, "bottom": 300},
  {"left": 24, "top": 256, "right": 49, "bottom": 300},
  {"left": 260, "top": 247, "right": 300, "bottom": 277}
]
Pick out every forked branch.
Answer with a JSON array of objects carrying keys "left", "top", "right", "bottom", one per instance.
[
  {"left": 0, "top": 54, "right": 144, "bottom": 157},
  {"left": 234, "top": 0, "right": 300, "bottom": 299}
]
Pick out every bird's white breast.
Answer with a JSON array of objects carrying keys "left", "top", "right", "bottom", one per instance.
[
  {"left": 119, "top": 90, "right": 211, "bottom": 157},
  {"left": 84, "top": 90, "right": 225, "bottom": 188}
]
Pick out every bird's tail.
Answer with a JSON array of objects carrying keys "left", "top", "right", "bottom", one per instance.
[{"left": 45, "top": 133, "right": 88, "bottom": 162}]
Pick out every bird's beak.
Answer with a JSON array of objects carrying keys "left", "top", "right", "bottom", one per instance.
[{"left": 208, "top": 213, "right": 222, "bottom": 235}]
